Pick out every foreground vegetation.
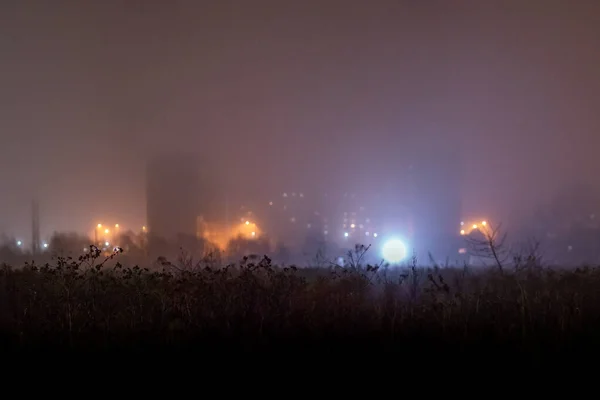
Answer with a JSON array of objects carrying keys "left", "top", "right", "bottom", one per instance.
[{"left": 1, "top": 244, "right": 600, "bottom": 364}]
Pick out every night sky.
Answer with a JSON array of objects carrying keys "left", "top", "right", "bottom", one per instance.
[{"left": 1, "top": 0, "right": 599, "bottom": 240}]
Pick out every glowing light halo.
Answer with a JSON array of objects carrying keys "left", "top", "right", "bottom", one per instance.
[{"left": 382, "top": 238, "right": 408, "bottom": 264}]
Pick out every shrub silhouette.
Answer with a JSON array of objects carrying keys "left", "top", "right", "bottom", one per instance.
[{"left": 0, "top": 242, "right": 599, "bottom": 365}]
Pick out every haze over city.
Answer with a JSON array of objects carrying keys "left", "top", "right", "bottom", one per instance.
[
  {"left": 1, "top": 0, "right": 599, "bottom": 241},
  {"left": 4, "top": 0, "right": 600, "bottom": 368}
]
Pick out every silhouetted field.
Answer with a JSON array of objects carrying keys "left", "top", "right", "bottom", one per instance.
[{"left": 1, "top": 246, "right": 600, "bottom": 366}]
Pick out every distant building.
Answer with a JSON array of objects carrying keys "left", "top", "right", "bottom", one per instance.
[
  {"left": 408, "top": 147, "right": 463, "bottom": 258},
  {"left": 250, "top": 189, "right": 392, "bottom": 253},
  {"left": 145, "top": 153, "right": 202, "bottom": 242},
  {"left": 144, "top": 147, "right": 463, "bottom": 261}
]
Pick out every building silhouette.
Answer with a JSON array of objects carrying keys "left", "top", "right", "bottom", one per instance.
[
  {"left": 408, "top": 146, "right": 463, "bottom": 259},
  {"left": 145, "top": 153, "right": 202, "bottom": 243}
]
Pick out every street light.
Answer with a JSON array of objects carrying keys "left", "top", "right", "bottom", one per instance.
[{"left": 382, "top": 239, "right": 408, "bottom": 263}]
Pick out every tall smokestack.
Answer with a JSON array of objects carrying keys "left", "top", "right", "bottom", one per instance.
[{"left": 32, "top": 199, "right": 40, "bottom": 255}]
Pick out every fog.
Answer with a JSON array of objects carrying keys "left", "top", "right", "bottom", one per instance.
[{"left": 1, "top": 0, "right": 599, "bottom": 240}]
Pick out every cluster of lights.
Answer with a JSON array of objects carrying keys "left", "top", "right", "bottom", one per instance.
[
  {"left": 94, "top": 222, "right": 130, "bottom": 250},
  {"left": 460, "top": 220, "right": 488, "bottom": 235},
  {"left": 344, "top": 231, "right": 378, "bottom": 238},
  {"left": 97, "top": 222, "right": 123, "bottom": 234},
  {"left": 240, "top": 220, "right": 258, "bottom": 239}
]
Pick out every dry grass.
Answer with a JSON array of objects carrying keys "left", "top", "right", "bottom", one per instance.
[{"left": 1, "top": 245, "right": 600, "bottom": 365}]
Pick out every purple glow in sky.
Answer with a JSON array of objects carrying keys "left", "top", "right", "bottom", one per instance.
[{"left": 0, "top": 0, "right": 599, "bottom": 239}]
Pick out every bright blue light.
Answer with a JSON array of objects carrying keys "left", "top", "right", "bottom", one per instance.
[{"left": 382, "top": 239, "right": 408, "bottom": 263}]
